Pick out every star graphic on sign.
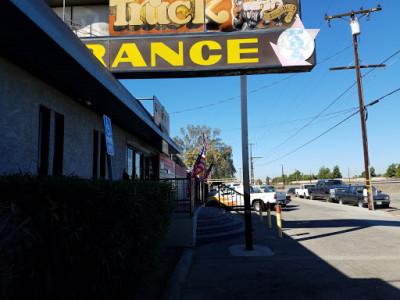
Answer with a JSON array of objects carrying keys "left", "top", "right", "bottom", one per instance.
[{"left": 270, "top": 16, "right": 319, "bottom": 66}]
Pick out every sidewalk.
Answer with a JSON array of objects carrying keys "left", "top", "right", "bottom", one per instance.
[{"left": 165, "top": 206, "right": 400, "bottom": 300}]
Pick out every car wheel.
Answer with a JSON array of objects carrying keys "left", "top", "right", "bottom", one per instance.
[
  {"left": 358, "top": 200, "right": 364, "bottom": 208},
  {"left": 310, "top": 193, "right": 315, "bottom": 200},
  {"left": 325, "top": 194, "right": 330, "bottom": 202},
  {"left": 253, "top": 200, "right": 262, "bottom": 212},
  {"left": 338, "top": 198, "right": 343, "bottom": 205}
]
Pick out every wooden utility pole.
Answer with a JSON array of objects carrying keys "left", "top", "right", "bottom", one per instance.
[{"left": 325, "top": 6, "right": 383, "bottom": 211}]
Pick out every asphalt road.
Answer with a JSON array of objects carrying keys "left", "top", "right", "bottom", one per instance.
[
  {"left": 181, "top": 197, "right": 400, "bottom": 299},
  {"left": 282, "top": 198, "right": 400, "bottom": 290}
]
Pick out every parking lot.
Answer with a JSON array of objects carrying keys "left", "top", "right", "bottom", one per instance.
[{"left": 181, "top": 192, "right": 400, "bottom": 299}]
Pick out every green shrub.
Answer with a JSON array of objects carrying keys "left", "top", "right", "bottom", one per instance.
[{"left": 0, "top": 174, "right": 175, "bottom": 299}]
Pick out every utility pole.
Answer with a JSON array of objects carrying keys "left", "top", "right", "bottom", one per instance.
[
  {"left": 281, "top": 164, "right": 285, "bottom": 190},
  {"left": 325, "top": 6, "right": 383, "bottom": 211},
  {"left": 249, "top": 143, "right": 262, "bottom": 185}
]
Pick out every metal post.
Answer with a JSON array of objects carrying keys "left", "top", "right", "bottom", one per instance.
[
  {"left": 351, "top": 13, "right": 374, "bottom": 211},
  {"left": 241, "top": 75, "right": 253, "bottom": 250},
  {"left": 107, "top": 154, "right": 113, "bottom": 181},
  {"left": 250, "top": 144, "right": 254, "bottom": 185},
  {"left": 63, "top": 0, "right": 66, "bottom": 22},
  {"left": 276, "top": 204, "right": 282, "bottom": 238}
]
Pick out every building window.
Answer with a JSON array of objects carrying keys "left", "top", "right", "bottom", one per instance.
[
  {"left": 135, "top": 152, "right": 141, "bottom": 180},
  {"left": 92, "top": 130, "right": 99, "bottom": 178},
  {"left": 127, "top": 147, "right": 133, "bottom": 178},
  {"left": 52, "top": 112, "right": 64, "bottom": 176},
  {"left": 126, "top": 146, "right": 151, "bottom": 180},
  {"left": 38, "top": 106, "right": 50, "bottom": 175},
  {"left": 92, "top": 130, "right": 106, "bottom": 178},
  {"left": 38, "top": 106, "right": 64, "bottom": 176}
]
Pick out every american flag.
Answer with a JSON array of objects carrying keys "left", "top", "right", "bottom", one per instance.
[
  {"left": 200, "top": 162, "right": 213, "bottom": 182},
  {"left": 191, "top": 140, "right": 206, "bottom": 178}
]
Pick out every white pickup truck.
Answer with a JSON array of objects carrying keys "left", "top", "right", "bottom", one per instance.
[
  {"left": 209, "top": 183, "right": 289, "bottom": 211},
  {"left": 295, "top": 184, "right": 315, "bottom": 199}
]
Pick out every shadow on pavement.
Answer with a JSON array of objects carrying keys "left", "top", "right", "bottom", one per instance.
[{"left": 180, "top": 212, "right": 400, "bottom": 300}]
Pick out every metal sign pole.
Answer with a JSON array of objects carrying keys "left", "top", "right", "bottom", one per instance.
[
  {"left": 107, "top": 154, "right": 113, "bottom": 181},
  {"left": 241, "top": 75, "right": 253, "bottom": 251}
]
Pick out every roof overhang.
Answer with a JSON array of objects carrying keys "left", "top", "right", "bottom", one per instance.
[{"left": 0, "top": 0, "right": 180, "bottom": 154}]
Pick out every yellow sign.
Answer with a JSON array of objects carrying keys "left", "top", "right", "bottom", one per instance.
[{"left": 83, "top": 27, "right": 316, "bottom": 78}]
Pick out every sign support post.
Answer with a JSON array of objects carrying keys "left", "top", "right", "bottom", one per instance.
[{"left": 241, "top": 75, "right": 253, "bottom": 251}]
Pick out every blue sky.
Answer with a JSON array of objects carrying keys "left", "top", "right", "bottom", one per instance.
[{"left": 121, "top": 0, "right": 400, "bottom": 180}]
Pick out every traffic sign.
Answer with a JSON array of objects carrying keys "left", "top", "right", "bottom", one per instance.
[{"left": 103, "top": 115, "right": 114, "bottom": 156}]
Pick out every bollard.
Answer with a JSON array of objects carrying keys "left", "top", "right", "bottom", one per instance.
[
  {"left": 276, "top": 204, "right": 282, "bottom": 238},
  {"left": 259, "top": 201, "right": 263, "bottom": 222},
  {"left": 267, "top": 202, "right": 272, "bottom": 229}
]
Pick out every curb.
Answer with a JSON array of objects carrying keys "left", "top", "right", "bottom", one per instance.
[{"left": 161, "top": 247, "right": 194, "bottom": 300}]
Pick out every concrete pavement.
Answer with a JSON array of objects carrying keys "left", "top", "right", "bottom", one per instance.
[{"left": 168, "top": 199, "right": 400, "bottom": 300}]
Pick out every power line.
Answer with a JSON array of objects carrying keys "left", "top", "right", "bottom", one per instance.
[
  {"left": 261, "top": 48, "right": 400, "bottom": 153},
  {"left": 219, "top": 106, "right": 359, "bottom": 132},
  {"left": 169, "top": 45, "right": 355, "bottom": 115},
  {"left": 169, "top": 74, "right": 297, "bottom": 114},
  {"left": 256, "top": 87, "right": 400, "bottom": 166}
]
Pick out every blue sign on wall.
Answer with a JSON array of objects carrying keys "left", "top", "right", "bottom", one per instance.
[{"left": 103, "top": 115, "right": 114, "bottom": 156}]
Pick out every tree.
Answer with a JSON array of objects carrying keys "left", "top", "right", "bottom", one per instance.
[
  {"left": 288, "top": 170, "right": 302, "bottom": 183},
  {"left": 173, "top": 125, "right": 236, "bottom": 179},
  {"left": 396, "top": 164, "right": 400, "bottom": 178},
  {"left": 302, "top": 174, "right": 316, "bottom": 182},
  {"left": 332, "top": 165, "right": 342, "bottom": 179},
  {"left": 370, "top": 166, "right": 376, "bottom": 177},
  {"left": 360, "top": 166, "right": 376, "bottom": 178},
  {"left": 317, "top": 166, "right": 331, "bottom": 179},
  {"left": 384, "top": 163, "right": 397, "bottom": 178},
  {"left": 255, "top": 179, "right": 263, "bottom": 185}
]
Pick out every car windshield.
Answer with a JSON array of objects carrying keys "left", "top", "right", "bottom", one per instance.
[
  {"left": 305, "top": 185, "right": 314, "bottom": 188},
  {"left": 326, "top": 180, "right": 346, "bottom": 186},
  {"left": 266, "top": 186, "right": 276, "bottom": 192},
  {"left": 252, "top": 187, "right": 263, "bottom": 193}
]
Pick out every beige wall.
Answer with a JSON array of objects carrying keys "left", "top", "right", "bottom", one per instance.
[{"left": 0, "top": 56, "right": 158, "bottom": 179}]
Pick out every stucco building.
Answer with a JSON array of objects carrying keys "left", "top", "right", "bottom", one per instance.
[{"left": 0, "top": 0, "right": 182, "bottom": 180}]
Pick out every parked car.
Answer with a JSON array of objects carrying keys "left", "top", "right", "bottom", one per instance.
[
  {"left": 208, "top": 184, "right": 289, "bottom": 211},
  {"left": 295, "top": 184, "right": 315, "bottom": 199},
  {"left": 308, "top": 179, "right": 347, "bottom": 201},
  {"left": 286, "top": 187, "right": 298, "bottom": 199},
  {"left": 330, "top": 185, "right": 391, "bottom": 208}
]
